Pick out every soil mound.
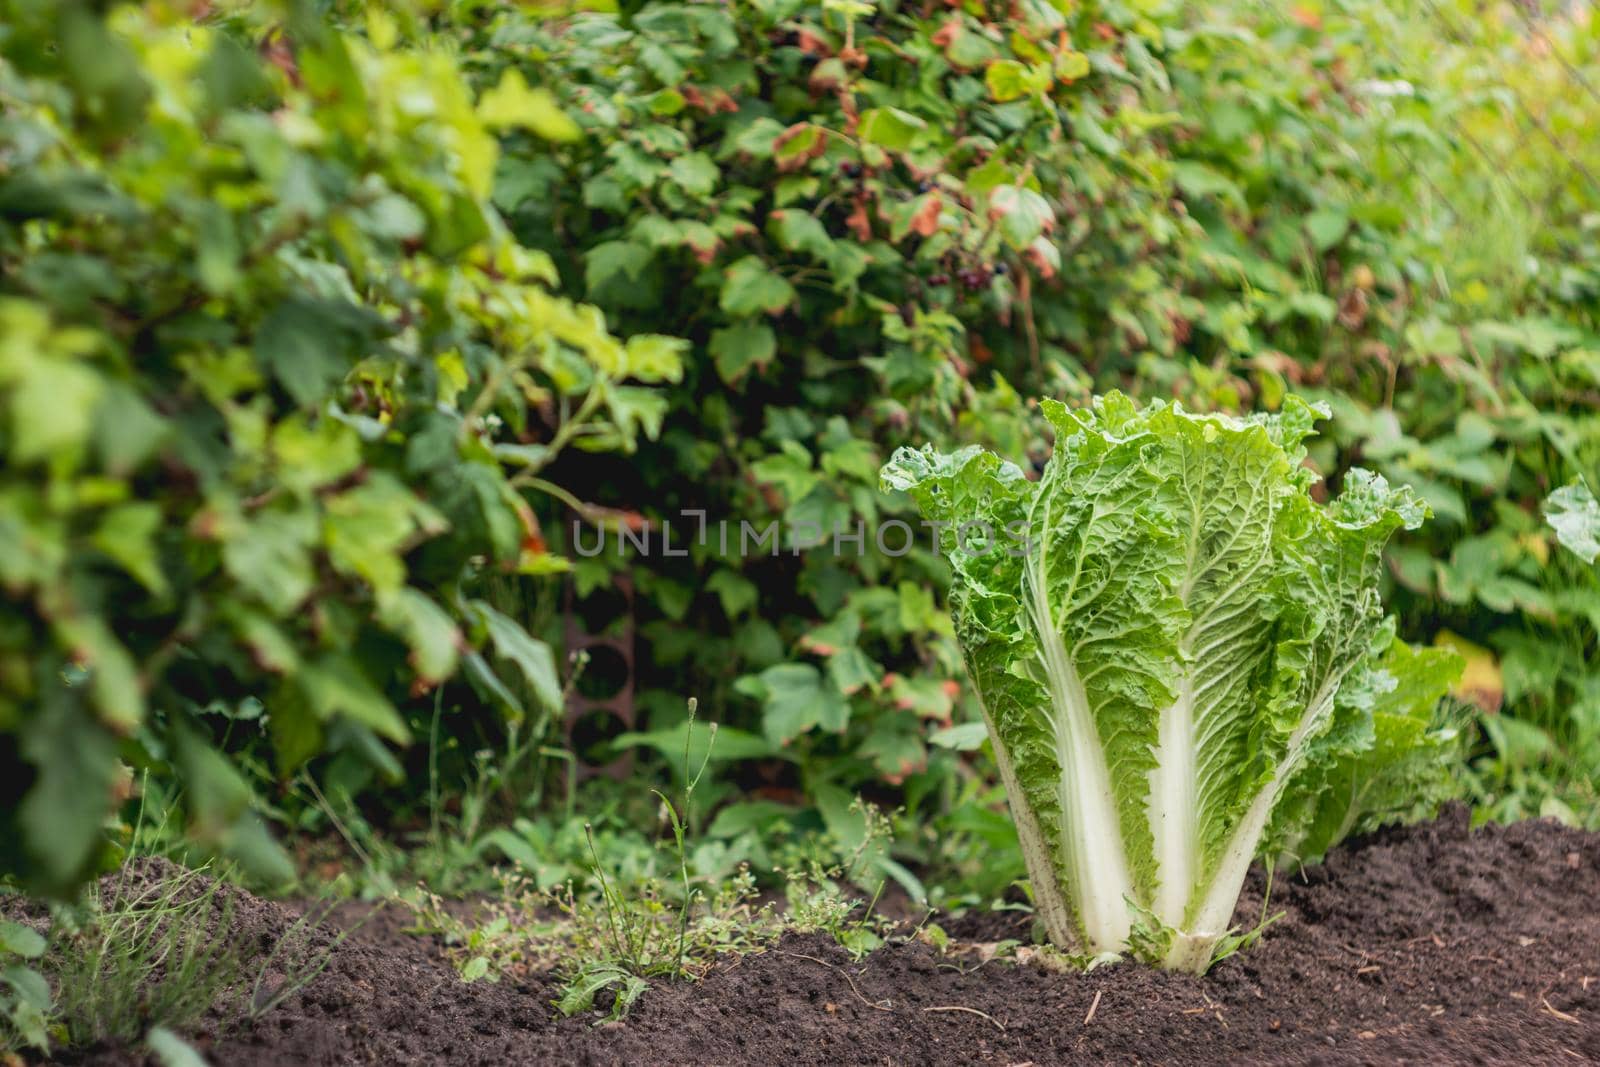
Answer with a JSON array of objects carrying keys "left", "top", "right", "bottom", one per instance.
[{"left": 57, "top": 807, "right": 1600, "bottom": 1065}]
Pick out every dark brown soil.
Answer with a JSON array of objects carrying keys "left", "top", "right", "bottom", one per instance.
[{"left": 49, "top": 807, "right": 1600, "bottom": 1065}]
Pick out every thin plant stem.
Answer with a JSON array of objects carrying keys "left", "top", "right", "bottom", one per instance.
[
  {"left": 300, "top": 773, "right": 372, "bottom": 870},
  {"left": 428, "top": 685, "right": 444, "bottom": 854},
  {"left": 584, "top": 823, "right": 628, "bottom": 964}
]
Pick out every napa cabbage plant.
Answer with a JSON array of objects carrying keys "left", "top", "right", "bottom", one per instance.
[{"left": 882, "top": 393, "right": 1444, "bottom": 972}]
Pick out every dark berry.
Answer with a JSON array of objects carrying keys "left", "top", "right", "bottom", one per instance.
[
  {"left": 918, "top": 180, "right": 933, "bottom": 193},
  {"left": 929, "top": 273, "right": 949, "bottom": 285},
  {"left": 994, "top": 262, "right": 1008, "bottom": 275}
]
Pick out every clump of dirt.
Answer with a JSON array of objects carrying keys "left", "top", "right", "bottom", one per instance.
[{"left": 52, "top": 807, "right": 1600, "bottom": 1065}]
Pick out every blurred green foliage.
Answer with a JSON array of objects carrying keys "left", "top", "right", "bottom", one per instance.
[
  {"left": 466, "top": 0, "right": 1599, "bottom": 860},
  {"left": 0, "top": 0, "right": 678, "bottom": 895},
  {"left": 1, "top": 0, "right": 1596, "bottom": 901}
]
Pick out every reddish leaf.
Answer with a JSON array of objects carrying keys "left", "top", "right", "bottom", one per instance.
[
  {"left": 1023, "top": 243, "right": 1056, "bottom": 280},
  {"left": 773, "top": 122, "right": 826, "bottom": 172},
  {"left": 846, "top": 197, "right": 873, "bottom": 241},
  {"left": 1291, "top": 6, "right": 1323, "bottom": 29},
  {"left": 796, "top": 28, "right": 831, "bottom": 56},
  {"left": 690, "top": 240, "right": 720, "bottom": 265}
]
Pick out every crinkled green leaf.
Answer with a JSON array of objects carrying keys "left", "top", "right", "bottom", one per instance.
[{"left": 1272, "top": 639, "right": 1466, "bottom": 864}]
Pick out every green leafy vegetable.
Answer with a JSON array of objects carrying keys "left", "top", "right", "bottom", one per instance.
[
  {"left": 1270, "top": 639, "right": 1468, "bottom": 866},
  {"left": 883, "top": 393, "right": 1452, "bottom": 971}
]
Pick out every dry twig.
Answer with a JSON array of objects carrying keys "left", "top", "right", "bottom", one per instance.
[
  {"left": 922, "top": 1005, "right": 1006, "bottom": 1032},
  {"left": 1542, "top": 996, "right": 1580, "bottom": 1025},
  {"left": 1083, "top": 989, "right": 1103, "bottom": 1026}
]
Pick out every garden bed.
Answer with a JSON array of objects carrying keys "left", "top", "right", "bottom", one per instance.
[{"left": 66, "top": 808, "right": 1600, "bottom": 1066}]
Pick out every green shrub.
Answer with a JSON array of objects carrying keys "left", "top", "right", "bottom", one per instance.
[
  {"left": 450, "top": 0, "right": 1495, "bottom": 859},
  {"left": 1294, "top": 0, "right": 1600, "bottom": 820},
  {"left": 467, "top": 0, "right": 1599, "bottom": 837},
  {"left": 0, "top": 1, "right": 674, "bottom": 895}
]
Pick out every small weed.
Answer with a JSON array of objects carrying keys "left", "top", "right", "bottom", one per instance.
[
  {"left": 1, "top": 856, "right": 358, "bottom": 1057},
  {"left": 421, "top": 856, "right": 782, "bottom": 1020},
  {"left": 419, "top": 702, "right": 900, "bottom": 1022},
  {"left": 419, "top": 848, "right": 780, "bottom": 1019},
  {"left": 777, "top": 799, "right": 897, "bottom": 957},
  {"left": 553, "top": 865, "right": 774, "bottom": 1018},
  {"left": 422, "top": 701, "right": 785, "bottom": 1020},
  {"left": 46, "top": 862, "right": 250, "bottom": 1048}
]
